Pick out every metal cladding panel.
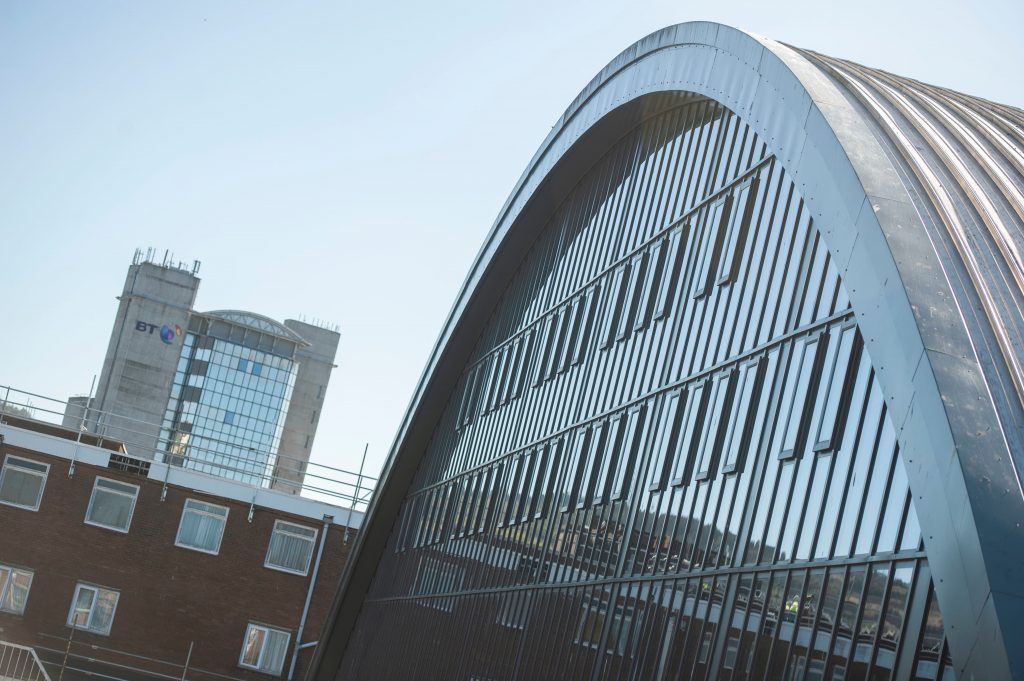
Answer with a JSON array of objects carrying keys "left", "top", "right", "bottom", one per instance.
[{"left": 313, "top": 22, "right": 1024, "bottom": 681}]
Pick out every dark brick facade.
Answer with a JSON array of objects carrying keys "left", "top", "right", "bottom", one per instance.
[{"left": 0, "top": 438, "right": 356, "bottom": 681}]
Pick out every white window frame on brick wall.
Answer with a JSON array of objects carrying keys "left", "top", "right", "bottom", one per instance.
[
  {"left": 67, "top": 583, "right": 119, "bottom": 636},
  {"left": 175, "top": 498, "right": 229, "bottom": 555},
  {"left": 238, "top": 622, "right": 291, "bottom": 676},
  {"left": 84, "top": 477, "right": 140, "bottom": 533},
  {"left": 264, "top": 520, "right": 318, "bottom": 576},
  {"left": 0, "top": 455, "right": 49, "bottom": 511},
  {"left": 0, "top": 563, "right": 33, "bottom": 615}
]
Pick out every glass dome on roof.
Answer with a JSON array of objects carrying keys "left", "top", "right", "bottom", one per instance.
[{"left": 203, "top": 310, "right": 307, "bottom": 344}]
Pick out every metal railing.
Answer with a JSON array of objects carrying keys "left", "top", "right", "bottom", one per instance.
[
  {"left": 0, "top": 641, "right": 51, "bottom": 681},
  {"left": 0, "top": 384, "right": 377, "bottom": 512},
  {"left": 36, "top": 634, "right": 264, "bottom": 681}
]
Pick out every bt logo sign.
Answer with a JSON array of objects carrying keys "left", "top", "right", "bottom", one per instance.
[{"left": 135, "top": 321, "right": 183, "bottom": 345}]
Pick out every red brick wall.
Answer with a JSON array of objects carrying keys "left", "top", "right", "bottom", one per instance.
[{"left": 0, "top": 443, "right": 354, "bottom": 681}]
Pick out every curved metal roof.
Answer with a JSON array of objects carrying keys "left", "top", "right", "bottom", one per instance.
[
  {"left": 201, "top": 309, "right": 308, "bottom": 344},
  {"left": 314, "top": 23, "right": 1024, "bottom": 681},
  {"left": 801, "top": 49, "right": 1024, "bottom": 428}
]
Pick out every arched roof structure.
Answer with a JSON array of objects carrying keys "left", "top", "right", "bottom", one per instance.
[
  {"left": 203, "top": 309, "right": 309, "bottom": 344},
  {"left": 314, "top": 22, "right": 1024, "bottom": 680}
]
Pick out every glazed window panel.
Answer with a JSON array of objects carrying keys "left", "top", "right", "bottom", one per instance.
[
  {"left": 721, "top": 357, "right": 763, "bottom": 473},
  {"left": 560, "top": 429, "right": 589, "bottom": 512},
  {"left": 610, "top": 405, "right": 645, "bottom": 501},
  {"left": 578, "top": 422, "right": 607, "bottom": 509},
  {"left": 487, "top": 347, "right": 510, "bottom": 410},
  {"left": 456, "top": 369, "right": 477, "bottom": 427},
  {"left": 832, "top": 564, "right": 868, "bottom": 672},
  {"left": 635, "top": 240, "right": 665, "bottom": 331},
  {"left": 463, "top": 475, "right": 484, "bottom": 538},
  {"left": 533, "top": 440, "right": 561, "bottom": 519},
  {"left": 592, "top": 415, "right": 623, "bottom": 506},
  {"left": 616, "top": 253, "right": 648, "bottom": 340},
  {"left": 534, "top": 317, "right": 558, "bottom": 385},
  {"left": 0, "top": 455, "right": 49, "bottom": 511},
  {"left": 476, "top": 465, "right": 501, "bottom": 533},
  {"left": 430, "top": 484, "right": 453, "bottom": 544},
  {"left": 601, "top": 265, "right": 630, "bottom": 348},
  {"left": 411, "top": 489, "right": 432, "bottom": 548},
  {"left": 653, "top": 229, "right": 684, "bottom": 320},
  {"left": 850, "top": 564, "right": 891, "bottom": 676},
  {"left": 513, "top": 330, "right": 535, "bottom": 398},
  {"left": 501, "top": 339, "right": 523, "bottom": 404},
  {"left": 176, "top": 499, "right": 229, "bottom": 554},
  {"left": 239, "top": 623, "right": 290, "bottom": 676},
  {"left": 545, "top": 309, "right": 571, "bottom": 380},
  {"left": 716, "top": 176, "right": 758, "bottom": 285},
  {"left": 84, "top": 477, "right": 140, "bottom": 533},
  {"left": 875, "top": 563, "right": 915, "bottom": 675},
  {"left": 68, "top": 583, "right": 119, "bottom": 635},
  {"left": 514, "top": 450, "right": 538, "bottom": 523},
  {"left": 779, "top": 335, "right": 825, "bottom": 459},
  {"left": 265, "top": 520, "right": 318, "bottom": 575},
  {"left": 572, "top": 286, "right": 600, "bottom": 366},
  {"left": 557, "top": 299, "right": 582, "bottom": 373},
  {"left": 854, "top": 422, "right": 898, "bottom": 557},
  {"left": 0, "top": 564, "right": 32, "bottom": 615},
  {"left": 813, "top": 323, "right": 860, "bottom": 452},
  {"left": 694, "top": 369, "right": 733, "bottom": 481},
  {"left": 669, "top": 383, "right": 705, "bottom": 486},
  {"left": 915, "top": 588, "right": 945, "bottom": 677},
  {"left": 876, "top": 455, "right": 910, "bottom": 554},
  {"left": 452, "top": 473, "right": 477, "bottom": 538},
  {"left": 834, "top": 384, "right": 885, "bottom": 557},
  {"left": 649, "top": 391, "right": 682, "bottom": 491},
  {"left": 692, "top": 195, "right": 730, "bottom": 298},
  {"left": 498, "top": 455, "right": 522, "bottom": 528}
]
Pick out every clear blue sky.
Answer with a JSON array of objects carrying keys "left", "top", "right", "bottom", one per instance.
[{"left": 2, "top": 0, "right": 1021, "bottom": 480}]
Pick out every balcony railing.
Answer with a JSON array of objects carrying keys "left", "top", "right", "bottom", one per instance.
[
  {"left": 0, "top": 641, "right": 51, "bottom": 681},
  {"left": 0, "top": 384, "right": 377, "bottom": 512}
]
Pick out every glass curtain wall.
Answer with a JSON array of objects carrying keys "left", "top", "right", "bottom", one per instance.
[
  {"left": 341, "top": 95, "right": 955, "bottom": 681},
  {"left": 160, "top": 327, "right": 297, "bottom": 486}
]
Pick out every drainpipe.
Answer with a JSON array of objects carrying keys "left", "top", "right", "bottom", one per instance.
[{"left": 288, "top": 513, "right": 332, "bottom": 681}]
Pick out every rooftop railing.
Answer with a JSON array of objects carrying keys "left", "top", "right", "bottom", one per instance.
[{"left": 0, "top": 384, "right": 377, "bottom": 513}]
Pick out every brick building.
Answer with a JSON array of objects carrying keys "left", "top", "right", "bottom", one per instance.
[{"left": 0, "top": 413, "right": 363, "bottom": 681}]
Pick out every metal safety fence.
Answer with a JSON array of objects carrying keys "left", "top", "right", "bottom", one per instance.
[
  {"left": 0, "top": 384, "right": 376, "bottom": 511},
  {"left": 35, "top": 633, "right": 287, "bottom": 681},
  {"left": 0, "top": 641, "right": 51, "bottom": 681}
]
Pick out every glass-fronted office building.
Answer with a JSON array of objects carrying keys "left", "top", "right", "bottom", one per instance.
[
  {"left": 68, "top": 252, "right": 341, "bottom": 494},
  {"left": 314, "top": 23, "right": 1024, "bottom": 680},
  {"left": 161, "top": 311, "right": 300, "bottom": 486}
]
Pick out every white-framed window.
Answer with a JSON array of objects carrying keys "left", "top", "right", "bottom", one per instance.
[
  {"left": 264, "top": 520, "right": 317, "bottom": 575},
  {"left": 0, "top": 564, "right": 33, "bottom": 615},
  {"left": 84, "top": 477, "right": 140, "bottom": 533},
  {"left": 175, "top": 499, "right": 229, "bottom": 554},
  {"left": 239, "top": 623, "right": 290, "bottom": 676},
  {"left": 0, "top": 455, "right": 49, "bottom": 511},
  {"left": 67, "top": 583, "right": 119, "bottom": 635}
]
